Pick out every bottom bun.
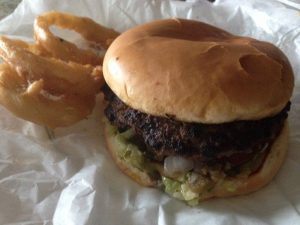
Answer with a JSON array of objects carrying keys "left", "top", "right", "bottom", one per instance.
[
  {"left": 212, "top": 121, "right": 288, "bottom": 198},
  {"left": 103, "top": 118, "right": 289, "bottom": 204}
]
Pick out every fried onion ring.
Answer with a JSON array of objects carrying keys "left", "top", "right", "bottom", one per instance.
[
  {"left": 0, "top": 36, "right": 103, "bottom": 128},
  {"left": 0, "top": 12, "right": 119, "bottom": 128},
  {"left": 0, "top": 36, "right": 102, "bottom": 96},
  {"left": 34, "top": 11, "right": 120, "bottom": 65}
]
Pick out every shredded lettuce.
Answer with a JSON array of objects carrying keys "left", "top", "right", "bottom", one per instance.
[
  {"left": 106, "top": 119, "right": 152, "bottom": 173},
  {"left": 162, "top": 176, "right": 201, "bottom": 205},
  {"left": 105, "top": 119, "right": 244, "bottom": 205},
  {"left": 105, "top": 119, "right": 212, "bottom": 205},
  {"left": 162, "top": 177, "right": 184, "bottom": 200}
]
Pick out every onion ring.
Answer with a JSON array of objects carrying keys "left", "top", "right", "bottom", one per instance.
[
  {"left": 34, "top": 11, "right": 120, "bottom": 65},
  {"left": 0, "top": 36, "right": 103, "bottom": 128},
  {"left": 0, "top": 12, "right": 118, "bottom": 128},
  {"left": 0, "top": 37, "right": 43, "bottom": 55},
  {"left": 0, "top": 36, "right": 102, "bottom": 96}
]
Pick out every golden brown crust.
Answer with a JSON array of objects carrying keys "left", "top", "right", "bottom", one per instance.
[{"left": 103, "top": 19, "right": 294, "bottom": 123}]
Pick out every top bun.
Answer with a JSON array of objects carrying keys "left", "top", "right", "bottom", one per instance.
[{"left": 103, "top": 19, "right": 294, "bottom": 123}]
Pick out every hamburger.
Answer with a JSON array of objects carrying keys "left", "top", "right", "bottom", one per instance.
[{"left": 101, "top": 18, "right": 294, "bottom": 205}]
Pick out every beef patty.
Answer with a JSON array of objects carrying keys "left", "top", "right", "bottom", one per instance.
[{"left": 102, "top": 85, "right": 290, "bottom": 175}]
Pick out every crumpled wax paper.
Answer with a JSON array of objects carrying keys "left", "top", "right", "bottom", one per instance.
[{"left": 0, "top": 0, "right": 299, "bottom": 224}]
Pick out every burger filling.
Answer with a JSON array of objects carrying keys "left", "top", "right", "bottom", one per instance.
[{"left": 102, "top": 85, "right": 290, "bottom": 204}]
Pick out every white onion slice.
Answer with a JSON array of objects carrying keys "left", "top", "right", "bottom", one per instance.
[{"left": 164, "top": 156, "right": 194, "bottom": 176}]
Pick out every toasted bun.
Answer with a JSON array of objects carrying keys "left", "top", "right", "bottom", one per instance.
[
  {"left": 103, "top": 19, "right": 294, "bottom": 123},
  {"left": 103, "top": 119, "right": 289, "bottom": 201}
]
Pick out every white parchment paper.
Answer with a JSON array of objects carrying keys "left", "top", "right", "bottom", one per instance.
[{"left": 0, "top": 0, "right": 300, "bottom": 224}]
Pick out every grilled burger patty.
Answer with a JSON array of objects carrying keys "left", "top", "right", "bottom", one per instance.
[{"left": 102, "top": 85, "right": 290, "bottom": 175}]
